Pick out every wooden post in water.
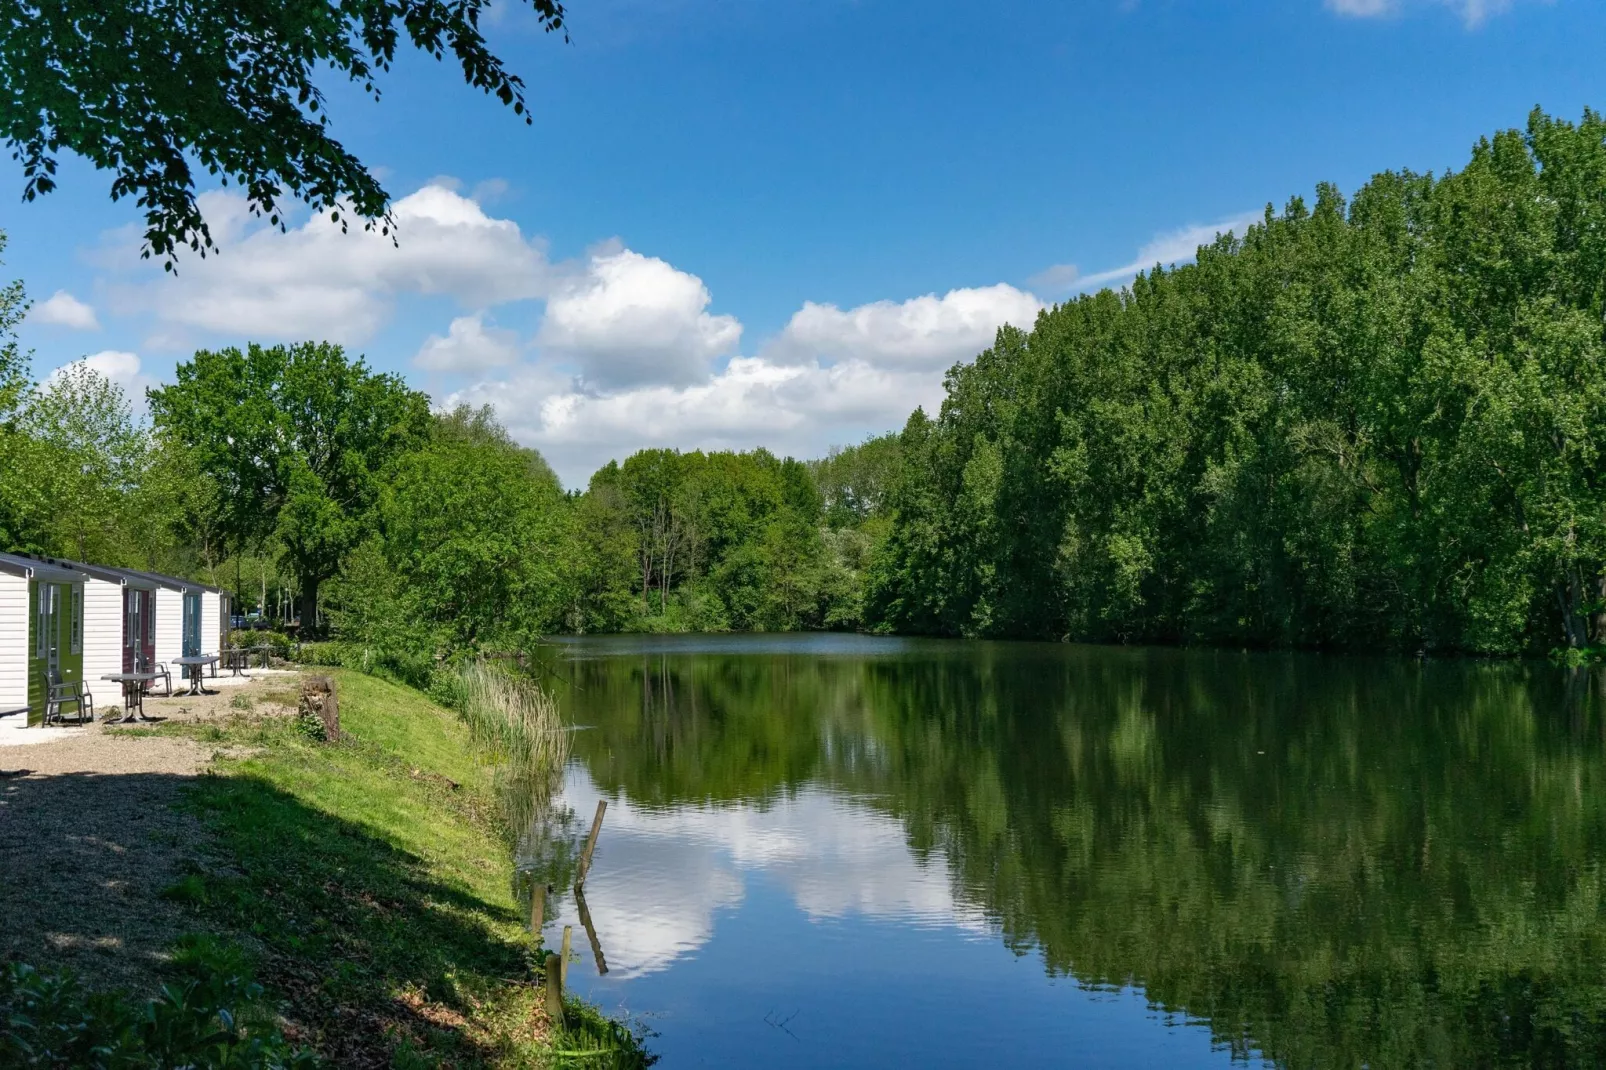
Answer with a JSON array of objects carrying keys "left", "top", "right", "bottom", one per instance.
[
  {"left": 575, "top": 799, "right": 607, "bottom": 889},
  {"left": 543, "top": 949, "right": 565, "bottom": 1029},
  {"left": 560, "top": 924, "right": 573, "bottom": 989},
  {"left": 575, "top": 885, "right": 609, "bottom": 975}
]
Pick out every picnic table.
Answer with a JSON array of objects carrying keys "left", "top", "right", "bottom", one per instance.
[
  {"left": 101, "top": 672, "right": 165, "bottom": 724},
  {"left": 223, "top": 646, "right": 253, "bottom": 677},
  {"left": 172, "top": 655, "right": 220, "bottom": 696}
]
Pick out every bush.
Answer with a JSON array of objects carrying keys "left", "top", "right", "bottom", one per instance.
[
  {"left": 295, "top": 641, "right": 435, "bottom": 692},
  {"left": 0, "top": 941, "right": 318, "bottom": 1068}
]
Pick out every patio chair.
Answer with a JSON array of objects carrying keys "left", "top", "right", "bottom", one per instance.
[
  {"left": 136, "top": 652, "right": 172, "bottom": 697},
  {"left": 43, "top": 670, "right": 93, "bottom": 726}
]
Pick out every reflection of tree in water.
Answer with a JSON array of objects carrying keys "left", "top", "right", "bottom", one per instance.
[
  {"left": 562, "top": 646, "right": 1606, "bottom": 1067},
  {"left": 512, "top": 800, "right": 582, "bottom": 924}
]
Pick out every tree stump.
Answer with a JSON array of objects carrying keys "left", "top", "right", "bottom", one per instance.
[{"left": 299, "top": 675, "right": 340, "bottom": 742}]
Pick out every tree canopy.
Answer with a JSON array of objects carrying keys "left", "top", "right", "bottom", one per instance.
[
  {"left": 149, "top": 342, "right": 431, "bottom": 628},
  {"left": 0, "top": 0, "right": 566, "bottom": 266},
  {"left": 867, "top": 107, "right": 1606, "bottom": 656}
]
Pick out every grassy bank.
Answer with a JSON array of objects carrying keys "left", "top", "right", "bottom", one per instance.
[{"left": 160, "top": 669, "right": 646, "bottom": 1068}]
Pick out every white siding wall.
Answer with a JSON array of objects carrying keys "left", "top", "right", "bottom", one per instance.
[
  {"left": 81, "top": 578, "right": 123, "bottom": 709},
  {"left": 201, "top": 593, "right": 221, "bottom": 659},
  {"left": 0, "top": 573, "right": 30, "bottom": 740},
  {"left": 152, "top": 588, "right": 183, "bottom": 668}
]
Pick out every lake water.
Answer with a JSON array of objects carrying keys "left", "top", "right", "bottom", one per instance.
[{"left": 518, "top": 634, "right": 1606, "bottom": 1068}]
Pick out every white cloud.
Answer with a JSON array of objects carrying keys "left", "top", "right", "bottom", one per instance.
[
  {"left": 765, "top": 284, "right": 1043, "bottom": 372},
  {"left": 43, "top": 351, "right": 156, "bottom": 409},
  {"left": 1028, "top": 263, "right": 1081, "bottom": 292},
  {"left": 538, "top": 244, "right": 742, "bottom": 389},
  {"left": 451, "top": 282, "right": 1042, "bottom": 487},
  {"left": 451, "top": 353, "right": 936, "bottom": 488},
  {"left": 414, "top": 313, "right": 522, "bottom": 372},
  {"left": 1325, "top": 0, "right": 1520, "bottom": 25},
  {"left": 27, "top": 290, "right": 99, "bottom": 330},
  {"left": 1039, "top": 211, "right": 1262, "bottom": 296},
  {"left": 110, "top": 183, "right": 552, "bottom": 346}
]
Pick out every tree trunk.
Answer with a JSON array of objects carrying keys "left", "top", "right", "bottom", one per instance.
[
  {"left": 1593, "top": 571, "right": 1606, "bottom": 646},
  {"left": 299, "top": 576, "right": 321, "bottom": 637}
]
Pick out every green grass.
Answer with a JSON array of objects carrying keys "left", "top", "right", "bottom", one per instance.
[{"left": 159, "top": 669, "right": 649, "bottom": 1068}]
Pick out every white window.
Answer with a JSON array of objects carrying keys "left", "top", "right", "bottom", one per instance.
[{"left": 34, "top": 584, "right": 46, "bottom": 659}]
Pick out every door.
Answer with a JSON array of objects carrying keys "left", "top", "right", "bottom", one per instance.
[
  {"left": 124, "top": 588, "right": 145, "bottom": 673},
  {"left": 182, "top": 591, "right": 202, "bottom": 658},
  {"left": 36, "top": 582, "right": 61, "bottom": 680}
]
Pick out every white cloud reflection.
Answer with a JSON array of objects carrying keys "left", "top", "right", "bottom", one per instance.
[{"left": 535, "top": 768, "right": 986, "bottom": 980}]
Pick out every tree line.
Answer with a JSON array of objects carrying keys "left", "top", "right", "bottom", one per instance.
[
  {"left": 5, "top": 108, "right": 1606, "bottom": 658},
  {"left": 870, "top": 107, "right": 1606, "bottom": 656},
  {"left": 0, "top": 279, "right": 898, "bottom": 655}
]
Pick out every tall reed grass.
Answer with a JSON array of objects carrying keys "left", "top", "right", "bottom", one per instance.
[{"left": 440, "top": 661, "right": 572, "bottom": 840}]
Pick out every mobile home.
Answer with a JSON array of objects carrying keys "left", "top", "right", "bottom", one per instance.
[
  {"left": 0, "top": 551, "right": 87, "bottom": 737},
  {"left": 17, "top": 557, "right": 159, "bottom": 710},
  {"left": 124, "top": 570, "right": 227, "bottom": 668}
]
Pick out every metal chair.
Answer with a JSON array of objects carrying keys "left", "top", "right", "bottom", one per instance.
[
  {"left": 136, "top": 652, "right": 172, "bottom": 696},
  {"left": 43, "top": 670, "right": 93, "bottom": 726}
]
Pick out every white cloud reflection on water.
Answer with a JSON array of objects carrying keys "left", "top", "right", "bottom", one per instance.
[{"left": 533, "top": 765, "right": 989, "bottom": 981}]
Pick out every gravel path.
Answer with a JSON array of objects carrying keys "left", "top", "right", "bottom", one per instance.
[{"left": 0, "top": 674, "right": 302, "bottom": 995}]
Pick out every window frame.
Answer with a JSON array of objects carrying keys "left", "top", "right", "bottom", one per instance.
[{"left": 34, "top": 584, "right": 47, "bottom": 660}]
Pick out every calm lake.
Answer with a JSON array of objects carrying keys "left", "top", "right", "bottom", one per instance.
[{"left": 518, "top": 634, "right": 1606, "bottom": 1068}]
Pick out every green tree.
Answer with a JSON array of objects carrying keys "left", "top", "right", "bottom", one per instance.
[
  {"left": 0, "top": 233, "right": 43, "bottom": 553},
  {"left": 20, "top": 362, "right": 148, "bottom": 563},
  {"left": 0, "top": 0, "right": 567, "bottom": 265},
  {"left": 365, "top": 405, "right": 569, "bottom": 651},
  {"left": 149, "top": 341, "right": 430, "bottom": 631},
  {"left": 866, "top": 108, "right": 1606, "bottom": 657}
]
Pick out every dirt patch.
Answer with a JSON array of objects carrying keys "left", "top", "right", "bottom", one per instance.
[
  {"left": 0, "top": 674, "right": 302, "bottom": 996},
  {"left": 135, "top": 670, "right": 304, "bottom": 725},
  {"left": 0, "top": 768, "right": 208, "bottom": 994}
]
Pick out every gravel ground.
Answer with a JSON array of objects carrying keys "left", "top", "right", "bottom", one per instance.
[{"left": 0, "top": 674, "right": 302, "bottom": 994}]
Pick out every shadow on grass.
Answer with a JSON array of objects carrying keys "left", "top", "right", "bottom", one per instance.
[
  {"left": 3, "top": 758, "right": 645, "bottom": 1066},
  {"left": 157, "top": 767, "right": 644, "bottom": 1067},
  {"left": 0, "top": 771, "right": 203, "bottom": 995}
]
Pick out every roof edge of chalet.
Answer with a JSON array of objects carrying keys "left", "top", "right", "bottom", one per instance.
[
  {"left": 11, "top": 553, "right": 160, "bottom": 590},
  {"left": 0, "top": 551, "right": 86, "bottom": 584},
  {"left": 119, "top": 568, "right": 224, "bottom": 594}
]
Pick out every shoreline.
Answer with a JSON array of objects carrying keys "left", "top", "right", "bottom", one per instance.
[{"left": 0, "top": 669, "right": 647, "bottom": 1067}]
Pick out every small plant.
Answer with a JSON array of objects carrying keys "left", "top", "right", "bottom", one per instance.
[
  {"left": 231, "top": 694, "right": 255, "bottom": 711},
  {"left": 0, "top": 945, "right": 319, "bottom": 1068},
  {"left": 294, "top": 706, "right": 328, "bottom": 742}
]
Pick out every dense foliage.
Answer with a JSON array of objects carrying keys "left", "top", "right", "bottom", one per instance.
[
  {"left": 870, "top": 108, "right": 1606, "bottom": 655},
  {"left": 0, "top": 0, "right": 566, "bottom": 265},
  {"left": 150, "top": 342, "right": 431, "bottom": 626}
]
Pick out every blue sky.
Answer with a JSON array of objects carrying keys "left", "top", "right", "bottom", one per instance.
[{"left": 7, "top": 0, "right": 1606, "bottom": 486}]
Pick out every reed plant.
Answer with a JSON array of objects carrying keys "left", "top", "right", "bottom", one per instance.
[{"left": 441, "top": 660, "right": 572, "bottom": 839}]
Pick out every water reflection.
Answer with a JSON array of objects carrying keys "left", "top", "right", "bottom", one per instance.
[{"left": 522, "top": 636, "right": 1606, "bottom": 1068}]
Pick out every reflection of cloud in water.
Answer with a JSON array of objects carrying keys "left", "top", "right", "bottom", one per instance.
[{"left": 542, "top": 766, "right": 984, "bottom": 980}]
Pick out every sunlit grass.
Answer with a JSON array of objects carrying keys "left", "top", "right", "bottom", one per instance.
[{"left": 157, "top": 668, "right": 644, "bottom": 1067}]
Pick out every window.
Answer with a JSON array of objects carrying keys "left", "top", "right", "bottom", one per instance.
[
  {"left": 70, "top": 585, "right": 82, "bottom": 654},
  {"left": 34, "top": 585, "right": 46, "bottom": 659}
]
